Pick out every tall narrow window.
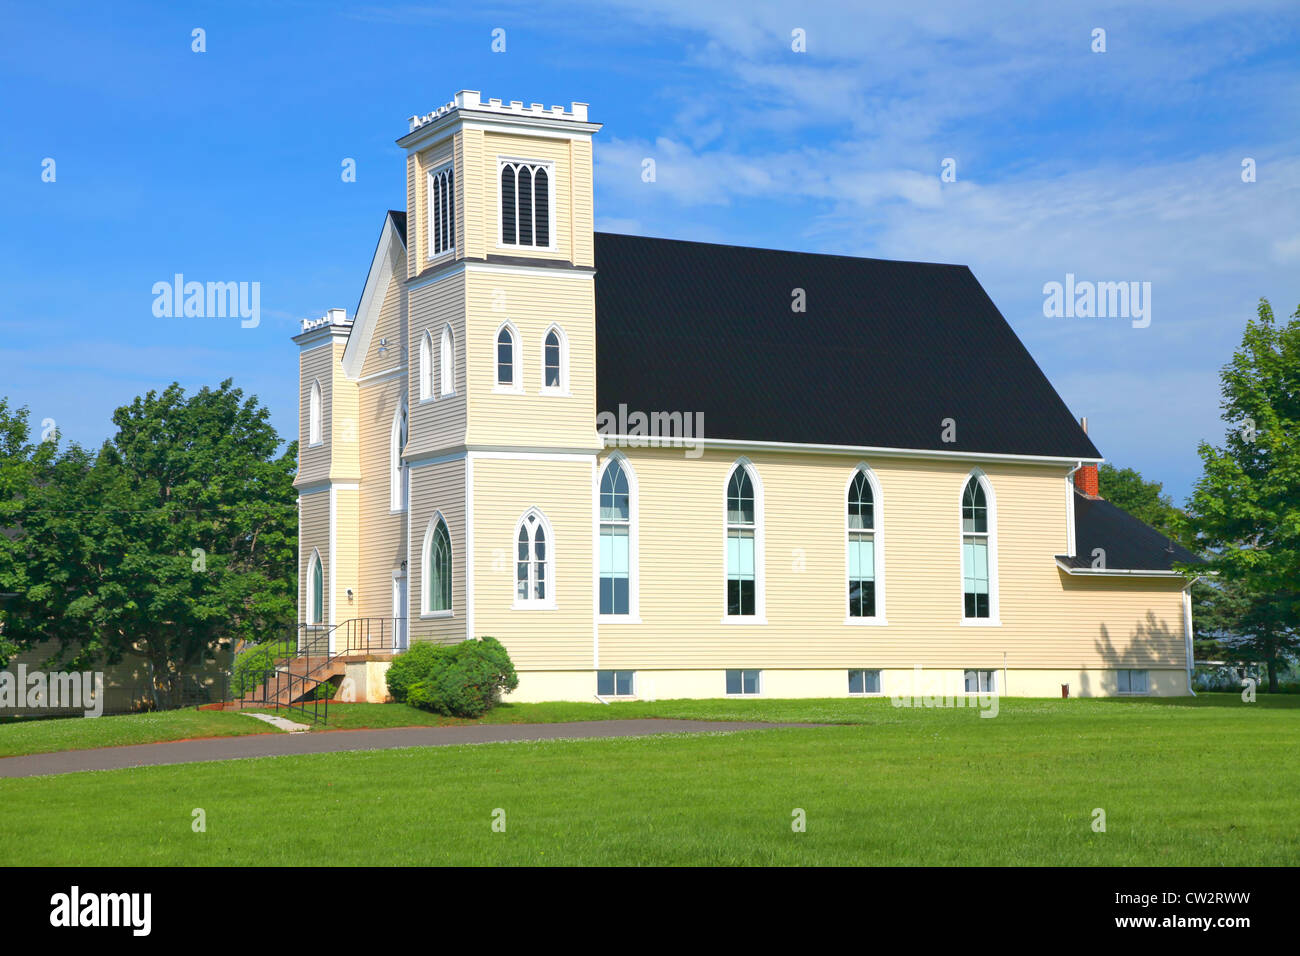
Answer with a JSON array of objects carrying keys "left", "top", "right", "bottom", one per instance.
[
  {"left": 308, "top": 380, "right": 323, "bottom": 445},
  {"left": 543, "top": 326, "right": 564, "bottom": 390},
  {"left": 848, "top": 470, "right": 876, "bottom": 617},
  {"left": 423, "top": 516, "right": 452, "bottom": 613},
  {"left": 439, "top": 325, "right": 454, "bottom": 396},
  {"left": 962, "top": 475, "right": 991, "bottom": 619},
  {"left": 307, "top": 550, "right": 324, "bottom": 624},
  {"left": 726, "top": 464, "right": 757, "bottom": 617},
  {"left": 427, "top": 164, "right": 455, "bottom": 258},
  {"left": 419, "top": 331, "right": 433, "bottom": 400},
  {"left": 515, "top": 510, "right": 553, "bottom": 607},
  {"left": 496, "top": 325, "right": 517, "bottom": 387},
  {"left": 499, "top": 160, "right": 551, "bottom": 248},
  {"left": 390, "top": 399, "right": 408, "bottom": 511},
  {"left": 600, "top": 459, "right": 631, "bottom": 616}
]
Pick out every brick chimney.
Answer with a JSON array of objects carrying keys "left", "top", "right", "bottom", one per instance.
[{"left": 1074, "top": 417, "right": 1100, "bottom": 497}]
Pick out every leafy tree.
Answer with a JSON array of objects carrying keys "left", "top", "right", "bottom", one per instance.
[
  {"left": 0, "top": 381, "right": 298, "bottom": 707},
  {"left": 1184, "top": 299, "right": 1300, "bottom": 692},
  {"left": 1097, "top": 464, "right": 1181, "bottom": 539}
]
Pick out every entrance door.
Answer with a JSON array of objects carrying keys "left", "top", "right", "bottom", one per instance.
[{"left": 392, "top": 574, "right": 408, "bottom": 650}]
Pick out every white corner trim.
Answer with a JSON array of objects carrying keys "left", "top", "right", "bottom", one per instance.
[{"left": 341, "top": 215, "right": 403, "bottom": 380}]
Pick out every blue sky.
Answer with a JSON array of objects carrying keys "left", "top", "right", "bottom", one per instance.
[{"left": 1, "top": 0, "right": 1297, "bottom": 503}]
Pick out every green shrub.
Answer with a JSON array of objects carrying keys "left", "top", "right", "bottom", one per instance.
[
  {"left": 384, "top": 641, "right": 448, "bottom": 703},
  {"left": 387, "top": 638, "right": 519, "bottom": 718},
  {"left": 231, "top": 640, "right": 295, "bottom": 697}
]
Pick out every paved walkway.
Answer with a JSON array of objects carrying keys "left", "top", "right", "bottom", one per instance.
[{"left": 0, "top": 719, "right": 808, "bottom": 779}]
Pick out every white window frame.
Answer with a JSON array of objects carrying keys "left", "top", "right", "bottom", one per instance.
[
  {"left": 496, "top": 156, "right": 557, "bottom": 252},
  {"left": 722, "top": 458, "right": 765, "bottom": 624},
  {"left": 418, "top": 330, "right": 434, "bottom": 402},
  {"left": 308, "top": 379, "right": 323, "bottom": 446},
  {"left": 439, "top": 324, "right": 455, "bottom": 397},
  {"left": 421, "top": 512, "right": 453, "bottom": 618},
  {"left": 964, "top": 669, "right": 997, "bottom": 694},
  {"left": 426, "top": 161, "right": 455, "bottom": 261},
  {"left": 540, "top": 323, "right": 569, "bottom": 394},
  {"left": 306, "top": 548, "right": 324, "bottom": 625},
  {"left": 844, "top": 463, "right": 887, "bottom": 625},
  {"left": 725, "top": 669, "right": 762, "bottom": 696},
  {"left": 389, "top": 398, "right": 408, "bottom": 513},
  {"left": 959, "top": 469, "right": 1000, "bottom": 626},
  {"left": 596, "top": 670, "right": 636, "bottom": 698},
  {"left": 493, "top": 320, "right": 523, "bottom": 394},
  {"left": 848, "top": 669, "right": 883, "bottom": 696},
  {"left": 596, "top": 452, "right": 639, "bottom": 622},
  {"left": 513, "top": 508, "right": 556, "bottom": 610}
]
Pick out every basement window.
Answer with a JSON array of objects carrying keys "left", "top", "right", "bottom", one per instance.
[
  {"left": 726, "top": 669, "right": 761, "bottom": 696},
  {"left": 1117, "top": 669, "right": 1149, "bottom": 695},
  {"left": 964, "top": 669, "right": 996, "bottom": 694},
  {"left": 848, "top": 669, "right": 881, "bottom": 695},
  {"left": 597, "top": 670, "right": 634, "bottom": 697}
]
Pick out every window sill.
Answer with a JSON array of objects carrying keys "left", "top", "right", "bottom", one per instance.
[
  {"left": 844, "top": 617, "right": 889, "bottom": 626},
  {"left": 417, "top": 396, "right": 436, "bottom": 405},
  {"left": 389, "top": 507, "right": 408, "bottom": 516},
  {"left": 848, "top": 692, "right": 886, "bottom": 698},
  {"left": 598, "top": 615, "right": 642, "bottom": 624},
  {"left": 426, "top": 249, "right": 456, "bottom": 263},
  {"left": 720, "top": 616, "right": 768, "bottom": 626},
  {"left": 540, "top": 387, "right": 570, "bottom": 397},
  {"left": 493, "top": 385, "right": 524, "bottom": 396},
  {"left": 420, "top": 611, "right": 454, "bottom": 620},
  {"left": 308, "top": 441, "right": 325, "bottom": 449},
  {"left": 496, "top": 243, "right": 559, "bottom": 255},
  {"left": 512, "top": 601, "right": 556, "bottom": 611},
  {"left": 960, "top": 618, "right": 1002, "bottom": 627}
]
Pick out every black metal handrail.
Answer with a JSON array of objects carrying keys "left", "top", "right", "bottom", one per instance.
[{"left": 236, "top": 666, "right": 331, "bottom": 725}]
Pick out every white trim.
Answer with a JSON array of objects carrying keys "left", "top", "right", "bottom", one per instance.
[
  {"left": 425, "top": 160, "right": 456, "bottom": 261},
  {"left": 405, "top": 259, "right": 595, "bottom": 293},
  {"left": 512, "top": 507, "right": 557, "bottom": 610},
  {"left": 1182, "top": 582, "right": 1197, "bottom": 696},
  {"left": 600, "top": 433, "right": 1102, "bottom": 467},
  {"left": 308, "top": 379, "right": 324, "bottom": 447},
  {"left": 327, "top": 489, "right": 337, "bottom": 644},
  {"left": 392, "top": 569, "right": 409, "bottom": 651},
  {"left": 418, "top": 330, "right": 434, "bottom": 401},
  {"left": 493, "top": 320, "right": 523, "bottom": 393},
  {"left": 1065, "top": 466, "right": 1080, "bottom": 557},
  {"left": 496, "top": 156, "right": 558, "bottom": 252},
  {"left": 722, "top": 457, "right": 765, "bottom": 623},
  {"left": 844, "top": 462, "right": 886, "bottom": 626},
  {"left": 389, "top": 397, "right": 409, "bottom": 513},
  {"left": 1054, "top": 559, "right": 1183, "bottom": 578},
  {"left": 341, "top": 215, "right": 404, "bottom": 380},
  {"left": 439, "top": 324, "right": 456, "bottom": 397},
  {"left": 959, "top": 470, "right": 1001, "bottom": 626},
  {"left": 596, "top": 452, "right": 639, "bottom": 623},
  {"left": 540, "top": 323, "right": 570, "bottom": 394},
  {"left": 357, "top": 366, "right": 407, "bottom": 388},
  {"left": 591, "top": 456, "right": 599, "bottom": 667},
  {"left": 466, "top": 456, "right": 475, "bottom": 642}
]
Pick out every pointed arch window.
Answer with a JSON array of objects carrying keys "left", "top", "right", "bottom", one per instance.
[
  {"left": 515, "top": 510, "right": 554, "bottom": 608},
  {"left": 496, "top": 324, "right": 518, "bottom": 388},
  {"left": 961, "top": 474, "right": 997, "bottom": 621},
  {"left": 390, "top": 399, "right": 408, "bottom": 512},
  {"left": 542, "top": 325, "right": 567, "bottom": 392},
  {"left": 847, "top": 469, "right": 877, "bottom": 618},
  {"left": 599, "top": 457, "right": 633, "bottom": 616},
  {"left": 419, "top": 331, "right": 434, "bottom": 400},
  {"left": 308, "top": 380, "right": 323, "bottom": 445},
  {"left": 439, "top": 325, "right": 455, "bottom": 396},
  {"left": 307, "top": 550, "right": 324, "bottom": 625},
  {"left": 725, "top": 462, "right": 761, "bottom": 618},
  {"left": 423, "top": 516, "right": 452, "bottom": 614},
  {"left": 499, "top": 160, "right": 552, "bottom": 248},
  {"left": 427, "top": 163, "right": 455, "bottom": 258}
]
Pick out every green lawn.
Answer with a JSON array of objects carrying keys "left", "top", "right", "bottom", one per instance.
[
  {"left": 1, "top": 695, "right": 1296, "bottom": 866},
  {"left": 0, "top": 708, "right": 284, "bottom": 757}
]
